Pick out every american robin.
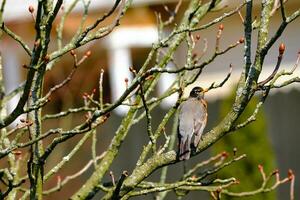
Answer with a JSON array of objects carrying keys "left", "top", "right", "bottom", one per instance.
[{"left": 178, "top": 86, "right": 208, "bottom": 160}]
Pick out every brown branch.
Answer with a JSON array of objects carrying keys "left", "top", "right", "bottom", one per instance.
[
  {"left": 221, "top": 168, "right": 294, "bottom": 198},
  {"left": 74, "top": 0, "right": 122, "bottom": 45},
  {"left": 43, "top": 153, "right": 106, "bottom": 195},
  {"left": 112, "top": 171, "right": 129, "bottom": 199},
  {"left": 258, "top": 43, "right": 285, "bottom": 87},
  {"left": 162, "top": 0, "right": 182, "bottom": 26},
  {"left": 207, "top": 64, "right": 233, "bottom": 91}
]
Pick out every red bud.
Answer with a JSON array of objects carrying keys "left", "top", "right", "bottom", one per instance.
[
  {"left": 34, "top": 40, "right": 40, "bottom": 47},
  {"left": 22, "top": 64, "right": 29, "bottom": 69},
  {"left": 85, "top": 50, "right": 91, "bottom": 57},
  {"left": 44, "top": 54, "right": 50, "bottom": 62},
  {"left": 288, "top": 169, "right": 294, "bottom": 180},
  {"left": 221, "top": 151, "right": 229, "bottom": 158},
  {"left": 272, "top": 169, "right": 279, "bottom": 175},
  {"left": 192, "top": 53, "right": 197, "bottom": 59},
  {"left": 279, "top": 43, "right": 285, "bottom": 55},
  {"left": 218, "top": 24, "right": 224, "bottom": 31},
  {"left": 216, "top": 188, "right": 222, "bottom": 193},
  {"left": 28, "top": 5, "right": 34, "bottom": 13},
  {"left": 239, "top": 37, "right": 245, "bottom": 44}
]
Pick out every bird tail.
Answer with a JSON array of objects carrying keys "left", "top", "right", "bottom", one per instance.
[{"left": 178, "top": 136, "right": 191, "bottom": 160}]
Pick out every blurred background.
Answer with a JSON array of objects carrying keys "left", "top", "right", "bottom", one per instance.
[{"left": 0, "top": 0, "right": 299, "bottom": 199}]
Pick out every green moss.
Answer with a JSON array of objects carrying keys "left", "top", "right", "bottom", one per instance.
[{"left": 212, "top": 91, "right": 277, "bottom": 200}]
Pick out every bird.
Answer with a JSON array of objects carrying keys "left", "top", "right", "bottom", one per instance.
[{"left": 177, "top": 86, "right": 208, "bottom": 160}]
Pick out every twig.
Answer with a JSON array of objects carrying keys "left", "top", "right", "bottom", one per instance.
[
  {"left": 258, "top": 43, "right": 285, "bottom": 87},
  {"left": 85, "top": 94, "right": 101, "bottom": 109},
  {"left": 56, "top": 0, "right": 81, "bottom": 50},
  {"left": 110, "top": 171, "right": 116, "bottom": 186},
  {"left": 156, "top": 129, "right": 170, "bottom": 155},
  {"left": 221, "top": 168, "right": 293, "bottom": 198},
  {"left": 125, "top": 178, "right": 237, "bottom": 198},
  {"left": 215, "top": 24, "right": 224, "bottom": 52},
  {"left": 289, "top": 169, "right": 295, "bottom": 200},
  {"left": 74, "top": 0, "right": 122, "bottom": 45},
  {"left": 238, "top": 10, "right": 244, "bottom": 24},
  {"left": 261, "top": 8, "right": 300, "bottom": 58},
  {"left": 146, "top": 39, "right": 241, "bottom": 75},
  {"left": 99, "top": 69, "right": 105, "bottom": 110},
  {"left": 25, "top": 50, "right": 91, "bottom": 112},
  {"left": 244, "top": 0, "right": 252, "bottom": 76},
  {"left": 76, "top": 0, "right": 127, "bottom": 45},
  {"left": 207, "top": 64, "right": 233, "bottom": 91},
  {"left": 163, "top": 0, "right": 182, "bottom": 26},
  {"left": 162, "top": 1, "right": 246, "bottom": 43},
  {"left": 258, "top": 164, "right": 266, "bottom": 182},
  {"left": 40, "top": 113, "right": 109, "bottom": 161},
  {"left": 136, "top": 106, "right": 178, "bottom": 167},
  {"left": 92, "top": 129, "right": 98, "bottom": 169},
  {"left": 155, "top": 111, "right": 179, "bottom": 200},
  {"left": 195, "top": 154, "right": 246, "bottom": 181},
  {"left": 132, "top": 87, "right": 179, "bottom": 125},
  {"left": 44, "top": 132, "right": 104, "bottom": 181},
  {"left": 279, "top": 0, "right": 286, "bottom": 21},
  {"left": 270, "top": 0, "right": 288, "bottom": 18},
  {"left": 196, "top": 38, "right": 208, "bottom": 61},
  {"left": 42, "top": 107, "right": 96, "bottom": 121},
  {"left": 1, "top": 24, "right": 32, "bottom": 56},
  {"left": 183, "top": 151, "right": 228, "bottom": 179},
  {"left": 43, "top": 153, "right": 106, "bottom": 195},
  {"left": 231, "top": 101, "right": 263, "bottom": 131},
  {"left": 0, "top": 0, "right": 6, "bottom": 22},
  {"left": 140, "top": 84, "right": 155, "bottom": 145},
  {"left": 132, "top": 66, "right": 155, "bottom": 146},
  {"left": 0, "top": 128, "right": 61, "bottom": 159},
  {"left": 6, "top": 120, "right": 33, "bottom": 137},
  {"left": 112, "top": 171, "right": 129, "bottom": 199},
  {"left": 259, "top": 50, "right": 300, "bottom": 90}
]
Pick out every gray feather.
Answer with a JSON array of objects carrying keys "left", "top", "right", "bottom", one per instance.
[{"left": 178, "top": 98, "right": 207, "bottom": 160}]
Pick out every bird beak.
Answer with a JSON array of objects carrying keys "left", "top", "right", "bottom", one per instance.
[{"left": 203, "top": 88, "right": 209, "bottom": 93}]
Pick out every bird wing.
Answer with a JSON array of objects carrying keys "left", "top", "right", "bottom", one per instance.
[
  {"left": 193, "top": 99, "right": 207, "bottom": 147},
  {"left": 178, "top": 100, "right": 194, "bottom": 138},
  {"left": 178, "top": 100, "right": 194, "bottom": 160},
  {"left": 177, "top": 99, "right": 208, "bottom": 159}
]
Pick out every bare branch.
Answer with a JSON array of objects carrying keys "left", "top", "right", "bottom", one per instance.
[
  {"left": 1, "top": 24, "right": 32, "bottom": 56},
  {"left": 207, "top": 64, "right": 233, "bottom": 91},
  {"left": 43, "top": 153, "right": 106, "bottom": 195},
  {"left": 222, "top": 169, "right": 294, "bottom": 198},
  {"left": 258, "top": 43, "right": 285, "bottom": 87}
]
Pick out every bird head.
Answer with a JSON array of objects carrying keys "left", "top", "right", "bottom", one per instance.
[{"left": 189, "top": 86, "right": 208, "bottom": 99}]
